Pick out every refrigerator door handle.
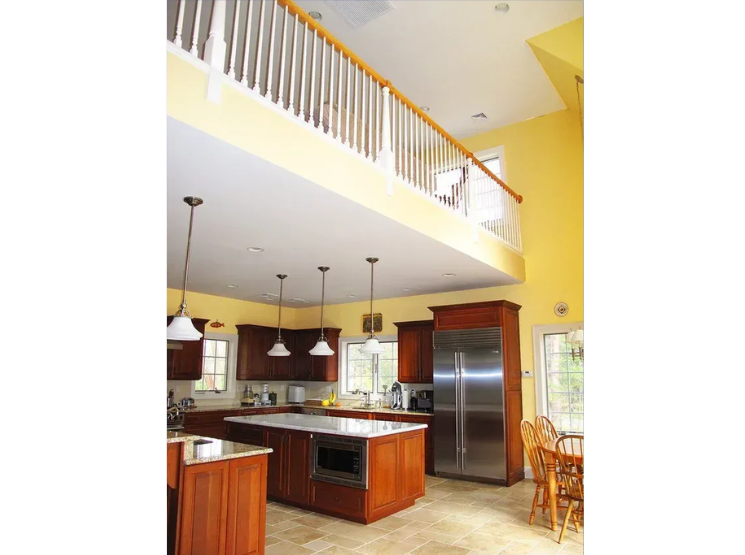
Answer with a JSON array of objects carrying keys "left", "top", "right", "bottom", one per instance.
[
  {"left": 454, "top": 352, "right": 461, "bottom": 470},
  {"left": 459, "top": 352, "right": 466, "bottom": 471}
]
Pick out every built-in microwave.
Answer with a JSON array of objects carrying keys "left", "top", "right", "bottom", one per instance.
[{"left": 311, "top": 434, "right": 368, "bottom": 489}]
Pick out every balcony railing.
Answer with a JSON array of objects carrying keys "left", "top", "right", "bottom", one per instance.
[{"left": 167, "top": 0, "right": 523, "bottom": 253}]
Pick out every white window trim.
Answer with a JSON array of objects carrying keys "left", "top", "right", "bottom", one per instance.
[
  {"left": 474, "top": 145, "right": 507, "bottom": 182},
  {"left": 532, "top": 322, "right": 584, "bottom": 418},
  {"left": 338, "top": 334, "right": 398, "bottom": 400},
  {"left": 191, "top": 331, "right": 239, "bottom": 400}
]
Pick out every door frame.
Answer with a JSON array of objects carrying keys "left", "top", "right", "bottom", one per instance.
[{"left": 532, "top": 322, "right": 583, "bottom": 418}]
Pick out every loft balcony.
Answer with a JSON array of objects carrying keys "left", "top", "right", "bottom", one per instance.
[{"left": 166, "top": 0, "right": 525, "bottom": 286}]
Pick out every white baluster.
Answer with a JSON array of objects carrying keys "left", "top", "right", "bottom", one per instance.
[
  {"left": 253, "top": 0, "right": 266, "bottom": 93},
  {"left": 309, "top": 29, "right": 318, "bottom": 125},
  {"left": 174, "top": 0, "right": 186, "bottom": 48},
  {"left": 336, "top": 52, "right": 343, "bottom": 141},
  {"left": 264, "top": 0, "right": 278, "bottom": 99},
  {"left": 240, "top": 0, "right": 254, "bottom": 86},
  {"left": 344, "top": 57, "right": 351, "bottom": 147},
  {"left": 276, "top": 6, "right": 288, "bottom": 106},
  {"left": 397, "top": 99, "right": 403, "bottom": 179},
  {"left": 380, "top": 86, "right": 393, "bottom": 194},
  {"left": 287, "top": 14, "right": 298, "bottom": 114},
  {"left": 367, "top": 76, "right": 373, "bottom": 159},
  {"left": 352, "top": 64, "right": 359, "bottom": 152},
  {"left": 190, "top": 0, "right": 204, "bottom": 57},
  {"left": 227, "top": 0, "right": 241, "bottom": 78},
  {"left": 392, "top": 97, "right": 398, "bottom": 176},
  {"left": 510, "top": 192, "right": 517, "bottom": 248},
  {"left": 516, "top": 200, "right": 523, "bottom": 251},
  {"left": 318, "top": 37, "right": 326, "bottom": 129},
  {"left": 414, "top": 114, "right": 419, "bottom": 188},
  {"left": 403, "top": 104, "right": 409, "bottom": 183},
  {"left": 327, "top": 47, "right": 335, "bottom": 134},
  {"left": 361, "top": 71, "right": 367, "bottom": 155},
  {"left": 298, "top": 22, "right": 309, "bottom": 120},
  {"left": 505, "top": 188, "right": 511, "bottom": 242}
]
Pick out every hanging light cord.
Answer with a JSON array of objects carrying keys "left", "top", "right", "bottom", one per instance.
[
  {"left": 367, "top": 258, "right": 378, "bottom": 339},
  {"left": 179, "top": 198, "right": 202, "bottom": 315},
  {"left": 575, "top": 75, "right": 584, "bottom": 142},
  {"left": 276, "top": 276, "right": 285, "bottom": 340},
  {"left": 319, "top": 268, "right": 327, "bottom": 341}
]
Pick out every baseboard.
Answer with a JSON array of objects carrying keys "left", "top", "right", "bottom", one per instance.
[{"left": 524, "top": 467, "right": 534, "bottom": 480}]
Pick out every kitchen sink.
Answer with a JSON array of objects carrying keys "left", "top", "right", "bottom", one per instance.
[{"left": 193, "top": 439, "right": 213, "bottom": 445}]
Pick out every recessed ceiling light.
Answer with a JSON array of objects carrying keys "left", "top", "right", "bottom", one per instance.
[
  {"left": 247, "top": 247, "right": 264, "bottom": 253},
  {"left": 442, "top": 273, "right": 456, "bottom": 278},
  {"left": 495, "top": 3, "right": 510, "bottom": 13},
  {"left": 309, "top": 11, "right": 322, "bottom": 20},
  {"left": 227, "top": 284, "right": 238, "bottom": 288},
  {"left": 289, "top": 298, "right": 307, "bottom": 303},
  {"left": 402, "top": 288, "right": 411, "bottom": 292},
  {"left": 347, "top": 294, "right": 356, "bottom": 298},
  {"left": 420, "top": 106, "right": 430, "bottom": 112}
]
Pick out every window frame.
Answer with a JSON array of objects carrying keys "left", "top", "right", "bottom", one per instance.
[
  {"left": 532, "top": 322, "right": 584, "bottom": 433},
  {"left": 337, "top": 335, "right": 398, "bottom": 400},
  {"left": 474, "top": 145, "right": 507, "bottom": 182},
  {"left": 190, "top": 331, "right": 238, "bottom": 399}
]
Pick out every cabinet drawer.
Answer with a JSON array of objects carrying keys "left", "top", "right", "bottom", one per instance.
[
  {"left": 330, "top": 410, "right": 372, "bottom": 420},
  {"left": 372, "top": 413, "right": 399, "bottom": 422},
  {"left": 183, "top": 410, "right": 240, "bottom": 425},
  {"left": 226, "top": 423, "right": 264, "bottom": 446},
  {"left": 310, "top": 480, "right": 366, "bottom": 518},
  {"left": 184, "top": 424, "right": 228, "bottom": 440}
]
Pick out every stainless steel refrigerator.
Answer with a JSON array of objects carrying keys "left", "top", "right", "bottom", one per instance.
[{"left": 433, "top": 327, "right": 506, "bottom": 481}]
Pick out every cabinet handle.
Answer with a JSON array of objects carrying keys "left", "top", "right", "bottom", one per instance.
[{"left": 334, "top": 496, "right": 340, "bottom": 501}]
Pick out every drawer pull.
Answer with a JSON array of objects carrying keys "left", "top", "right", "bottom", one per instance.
[{"left": 334, "top": 497, "right": 340, "bottom": 501}]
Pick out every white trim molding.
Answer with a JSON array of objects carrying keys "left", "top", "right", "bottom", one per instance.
[
  {"left": 474, "top": 145, "right": 507, "bottom": 183},
  {"left": 338, "top": 334, "right": 397, "bottom": 400},
  {"left": 532, "top": 321, "right": 584, "bottom": 418},
  {"left": 191, "top": 331, "right": 239, "bottom": 400}
]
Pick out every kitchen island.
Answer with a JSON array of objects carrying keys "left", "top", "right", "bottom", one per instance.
[
  {"left": 225, "top": 413, "right": 428, "bottom": 524},
  {"left": 167, "top": 431, "right": 272, "bottom": 555}
]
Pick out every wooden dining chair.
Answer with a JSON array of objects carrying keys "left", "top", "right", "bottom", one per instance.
[
  {"left": 555, "top": 434, "right": 584, "bottom": 543},
  {"left": 535, "top": 415, "right": 559, "bottom": 444},
  {"left": 520, "top": 419, "right": 553, "bottom": 525}
]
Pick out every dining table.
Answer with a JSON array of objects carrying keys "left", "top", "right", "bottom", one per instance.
[{"left": 539, "top": 436, "right": 584, "bottom": 531}]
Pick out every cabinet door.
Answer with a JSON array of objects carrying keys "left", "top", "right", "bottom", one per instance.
[
  {"left": 247, "top": 328, "right": 272, "bottom": 380},
  {"left": 179, "top": 460, "right": 229, "bottom": 555},
  {"left": 397, "top": 327, "right": 421, "bottom": 383},
  {"left": 225, "top": 455, "right": 267, "bottom": 555},
  {"left": 264, "top": 430, "right": 285, "bottom": 499},
  {"left": 284, "top": 430, "right": 311, "bottom": 504},
  {"left": 419, "top": 324, "right": 434, "bottom": 383},
  {"left": 168, "top": 317, "right": 209, "bottom": 380},
  {"left": 269, "top": 331, "right": 293, "bottom": 380},
  {"left": 368, "top": 434, "right": 400, "bottom": 520},
  {"left": 398, "top": 430, "right": 425, "bottom": 503},
  {"left": 310, "top": 329, "right": 340, "bottom": 382},
  {"left": 292, "top": 330, "right": 314, "bottom": 380}
]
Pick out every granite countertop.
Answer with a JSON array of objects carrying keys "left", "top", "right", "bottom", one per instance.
[
  {"left": 167, "top": 431, "right": 272, "bottom": 464},
  {"left": 180, "top": 402, "right": 433, "bottom": 417},
  {"left": 225, "top": 413, "right": 428, "bottom": 438}
]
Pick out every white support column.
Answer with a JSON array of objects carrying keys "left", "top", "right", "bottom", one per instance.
[
  {"left": 379, "top": 86, "right": 394, "bottom": 196},
  {"left": 173, "top": 0, "right": 186, "bottom": 48},
  {"left": 204, "top": 0, "right": 228, "bottom": 69}
]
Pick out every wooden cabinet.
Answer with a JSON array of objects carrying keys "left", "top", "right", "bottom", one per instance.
[
  {"left": 371, "top": 413, "right": 434, "bottom": 475},
  {"left": 264, "top": 429, "right": 286, "bottom": 498},
  {"left": 310, "top": 480, "right": 366, "bottom": 519},
  {"left": 177, "top": 455, "right": 267, "bottom": 555},
  {"left": 237, "top": 325, "right": 341, "bottom": 381},
  {"left": 183, "top": 410, "right": 241, "bottom": 440},
  {"left": 398, "top": 430, "right": 426, "bottom": 504},
  {"left": 167, "top": 317, "right": 210, "bottom": 380},
  {"left": 284, "top": 430, "right": 311, "bottom": 505},
  {"left": 394, "top": 320, "right": 435, "bottom": 384},
  {"left": 428, "top": 300, "right": 525, "bottom": 486},
  {"left": 327, "top": 409, "right": 371, "bottom": 420}
]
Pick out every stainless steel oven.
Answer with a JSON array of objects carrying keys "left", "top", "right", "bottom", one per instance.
[{"left": 311, "top": 434, "right": 368, "bottom": 489}]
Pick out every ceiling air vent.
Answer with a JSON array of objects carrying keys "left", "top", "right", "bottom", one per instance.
[
  {"left": 471, "top": 112, "right": 489, "bottom": 122},
  {"left": 324, "top": 0, "right": 395, "bottom": 28}
]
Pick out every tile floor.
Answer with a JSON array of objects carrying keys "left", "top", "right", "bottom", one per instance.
[{"left": 265, "top": 476, "right": 583, "bottom": 554}]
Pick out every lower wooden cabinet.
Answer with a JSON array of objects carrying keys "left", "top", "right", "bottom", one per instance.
[
  {"left": 370, "top": 413, "right": 435, "bottom": 475},
  {"left": 326, "top": 409, "right": 371, "bottom": 420},
  {"left": 310, "top": 480, "right": 366, "bottom": 519},
  {"left": 177, "top": 455, "right": 267, "bottom": 555},
  {"left": 399, "top": 430, "right": 426, "bottom": 504}
]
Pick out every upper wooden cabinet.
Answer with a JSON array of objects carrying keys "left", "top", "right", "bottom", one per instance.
[
  {"left": 394, "top": 320, "right": 434, "bottom": 384},
  {"left": 236, "top": 325, "right": 341, "bottom": 382},
  {"left": 428, "top": 300, "right": 522, "bottom": 331},
  {"left": 167, "top": 317, "right": 209, "bottom": 380}
]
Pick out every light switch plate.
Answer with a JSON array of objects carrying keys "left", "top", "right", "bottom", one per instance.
[{"left": 522, "top": 371, "right": 534, "bottom": 378}]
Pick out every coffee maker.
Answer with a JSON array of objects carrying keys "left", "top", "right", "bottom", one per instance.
[{"left": 390, "top": 382, "right": 403, "bottom": 410}]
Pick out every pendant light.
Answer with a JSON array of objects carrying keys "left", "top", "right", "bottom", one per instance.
[
  {"left": 167, "top": 196, "right": 204, "bottom": 341},
  {"left": 360, "top": 257, "right": 385, "bottom": 355},
  {"left": 309, "top": 267, "right": 334, "bottom": 356},
  {"left": 267, "top": 274, "right": 291, "bottom": 356},
  {"left": 567, "top": 327, "right": 584, "bottom": 361}
]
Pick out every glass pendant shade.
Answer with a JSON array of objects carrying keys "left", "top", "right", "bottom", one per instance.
[
  {"left": 268, "top": 274, "right": 291, "bottom": 356},
  {"left": 360, "top": 336, "right": 385, "bottom": 355},
  {"left": 268, "top": 339, "right": 291, "bottom": 356},
  {"left": 167, "top": 315, "right": 203, "bottom": 341},
  {"left": 310, "top": 339, "right": 334, "bottom": 356}
]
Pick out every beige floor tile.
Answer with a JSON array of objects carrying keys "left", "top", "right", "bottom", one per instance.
[
  {"left": 427, "top": 517, "right": 479, "bottom": 538},
  {"left": 439, "top": 492, "right": 478, "bottom": 505},
  {"left": 500, "top": 540, "right": 537, "bottom": 553},
  {"left": 267, "top": 510, "right": 300, "bottom": 525},
  {"left": 292, "top": 513, "right": 340, "bottom": 529},
  {"left": 317, "top": 534, "right": 365, "bottom": 550},
  {"left": 413, "top": 497, "right": 433, "bottom": 507},
  {"left": 530, "top": 538, "right": 566, "bottom": 554},
  {"left": 303, "top": 539, "right": 334, "bottom": 552},
  {"left": 423, "top": 500, "right": 482, "bottom": 516},
  {"left": 447, "top": 511, "right": 496, "bottom": 526},
  {"left": 315, "top": 546, "right": 359, "bottom": 555},
  {"left": 398, "top": 535, "right": 429, "bottom": 549},
  {"left": 412, "top": 529, "right": 460, "bottom": 545},
  {"left": 319, "top": 521, "right": 388, "bottom": 543},
  {"left": 355, "top": 538, "right": 417, "bottom": 555},
  {"left": 266, "top": 541, "right": 316, "bottom": 555},
  {"left": 397, "top": 508, "right": 449, "bottom": 524},
  {"left": 408, "top": 540, "right": 470, "bottom": 555},
  {"left": 454, "top": 531, "right": 512, "bottom": 553},
  {"left": 382, "top": 521, "right": 432, "bottom": 541},
  {"left": 369, "top": 515, "right": 412, "bottom": 531},
  {"left": 425, "top": 476, "right": 446, "bottom": 487},
  {"left": 266, "top": 521, "right": 301, "bottom": 534},
  {"left": 272, "top": 524, "right": 330, "bottom": 546},
  {"left": 559, "top": 543, "right": 584, "bottom": 554},
  {"left": 265, "top": 536, "right": 283, "bottom": 547},
  {"left": 421, "top": 488, "right": 452, "bottom": 501},
  {"left": 428, "top": 481, "right": 480, "bottom": 493}
]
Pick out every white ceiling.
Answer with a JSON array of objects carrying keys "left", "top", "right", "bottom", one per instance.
[
  {"left": 168, "top": 117, "right": 520, "bottom": 307},
  {"left": 294, "top": 0, "right": 584, "bottom": 138}
]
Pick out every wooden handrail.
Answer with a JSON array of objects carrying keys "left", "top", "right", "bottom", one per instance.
[{"left": 277, "top": 0, "right": 523, "bottom": 204}]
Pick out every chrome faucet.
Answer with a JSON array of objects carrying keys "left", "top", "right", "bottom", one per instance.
[{"left": 354, "top": 389, "right": 371, "bottom": 406}]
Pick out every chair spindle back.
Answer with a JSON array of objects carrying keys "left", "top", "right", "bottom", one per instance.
[
  {"left": 555, "top": 435, "right": 584, "bottom": 501},
  {"left": 536, "top": 415, "right": 559, "bottom": 444},
  {"left": 520, "top": 419, "right": 547, "bottom": 483}
]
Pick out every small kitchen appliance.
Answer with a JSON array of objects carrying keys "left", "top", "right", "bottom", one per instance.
[
  {"left": 260, "top": 383, "right": 271, "bottom": 406},
  {"left": 390, "top": 381, "right": 403, "bottom": 410},
  {"left": 268, "top": 392, "right": 277, "bottom": 406},
  {"left": 415, "top": 390, "right": 433, "bottom": 413},
  {"left": 288, "top": 384, "right": 306, "bottom": 404}
]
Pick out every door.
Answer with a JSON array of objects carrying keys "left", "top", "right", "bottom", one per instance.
[
  {"left": 460, "top": 347, "right": 505, "bottom": 480},
  {"left": 433, "top": 348, "right": 459, "bottom": 475}
]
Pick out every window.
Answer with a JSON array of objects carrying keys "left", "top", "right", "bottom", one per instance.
[
  {"left": 533, "top": 323, "right": 584, "bottom": 434},
  {"left": 339, "top": 337, "right": 398, "bottom": 396},
  {"left": 195, "top": 338, "right": 230, "bottom": 392}
]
